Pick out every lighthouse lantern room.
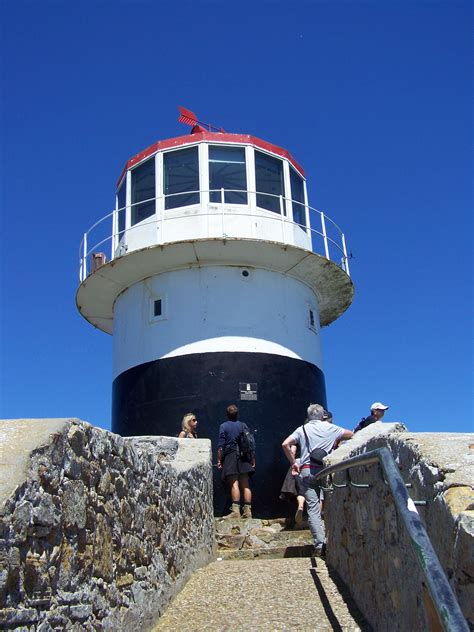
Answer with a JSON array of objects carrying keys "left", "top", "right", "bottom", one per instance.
[{"left": 77, "top": 108, "right": 354, "bottom": 517}]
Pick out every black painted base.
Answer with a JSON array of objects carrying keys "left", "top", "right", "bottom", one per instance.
[{"left": 112, "top": 351, "right": 327, "bottom": 518}]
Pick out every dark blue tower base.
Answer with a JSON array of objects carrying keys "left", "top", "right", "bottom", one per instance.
[{"left": 112, "top": 351, "right": 327, "bottom": 518}]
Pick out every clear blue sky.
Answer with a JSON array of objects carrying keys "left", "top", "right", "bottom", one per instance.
[{"left": 1, "top": 1, "right": 472, "bottom": 433}]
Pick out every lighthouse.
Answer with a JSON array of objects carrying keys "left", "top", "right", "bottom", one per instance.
[{"left": 76, "top": 108, "right": 354, "bottom": 517}]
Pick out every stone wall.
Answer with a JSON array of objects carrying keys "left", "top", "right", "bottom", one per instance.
[
  {"left": 324, "top": 423, "right": 473, "bottom": 631},
  {"left": 0, "top": 419, "right": 215, "bottom": 631}
]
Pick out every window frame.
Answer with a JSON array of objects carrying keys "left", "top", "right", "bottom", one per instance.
[
  {"left": 150, "top": 295, "right": 167, "bottom": 323},
  {"left": 116, "top": 176, "right": 127, "bottom": 238},
  {"left": 163, "top": 144, "right": 201, "bottom": 211},
  {"left": 130, "top": 156, "right": 156, "bottom": 227},
  {"left": 208, "top": 143, "right": 248, "bottom": 205},
  {"left": 289, "top": 166, "right": 307, "bottom": 228},
  {"left": 307, "top": 304, "right": 318, "bottom": 333},
  {"left": 254, "top": 149, "right": 287, "bottom": 215}
]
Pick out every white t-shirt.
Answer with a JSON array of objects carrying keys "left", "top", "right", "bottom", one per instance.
[{"left": 290, "top": 420, "right": 345, "bottom": 466}]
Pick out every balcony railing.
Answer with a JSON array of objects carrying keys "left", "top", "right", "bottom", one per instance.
[{"left": 78, "top": 189, "right": 351, "bottom": 283}]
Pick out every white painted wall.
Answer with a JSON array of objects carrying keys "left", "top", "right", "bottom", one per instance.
[
  {"left": 117, "top": 204, "right": 311, "bottom": 257},
  {"left": 112, "top": 266, "right": 323, "bottom": 379}
]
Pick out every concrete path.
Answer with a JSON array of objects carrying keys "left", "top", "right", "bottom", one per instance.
[{"left": 152, "top": 557, "right": 368, "bottom": 631}]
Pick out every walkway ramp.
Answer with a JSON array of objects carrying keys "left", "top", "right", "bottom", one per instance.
[
  {"left": 152, "top": 557, "right": 367, "bottom": 631},
  {"left": 153, "top": 517, "right": 368, "bottom": 631}
]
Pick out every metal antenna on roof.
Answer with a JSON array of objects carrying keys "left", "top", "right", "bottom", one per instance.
[{"left": 177, "top": 106, "right": 225, "bottom": 133}]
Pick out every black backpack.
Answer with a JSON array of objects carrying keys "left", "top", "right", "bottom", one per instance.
[
  {"left": 353, "top": 415, "right": 376, "bottom": 433},
  {"left": 237, "top": 422, "right": 256, "bottom": 461}
]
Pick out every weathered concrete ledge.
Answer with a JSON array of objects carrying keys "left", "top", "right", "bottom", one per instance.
[
  {"left": 324, "top": 422, "right": 473, "bottom": 630},
  {"left": 0, "top": 419, "right": 215, "bottom": 631}
]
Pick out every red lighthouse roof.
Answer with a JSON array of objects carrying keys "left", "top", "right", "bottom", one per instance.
[{"left": 116, "top": 130, "right": 305, "bottom": 189}]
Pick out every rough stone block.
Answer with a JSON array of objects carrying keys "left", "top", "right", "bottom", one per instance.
[
  {"left": 63, "top": 445, "right": 83, "bottom": 480},
  {"left": 97, "top": 471, "right": 113, "bottom": 496},
  {"left": 24, "top": 553, "right": 50, "bottom": 598},
  {"left": 242, "top": 534, "right": 266, "bottom": 549},
  {"left": 216, "top": 534, "right": 246, "bottom": 550},
  {"left": 67, "top": 425, "right": 89, "bottom": 458},
  {"left": 56, "top": 589, "right": 83, "bottom": 605},
  {"left": 46, "top": 606, "right": 69, "bottom": 628},
  {"left": 114, "top": 475, "right": 127, "bottom": 498},
  {"left": 144, "top": 506, "right": 159, "bottom": 539},
  {"left": 36, "top": 462, "right": 61, "bottom": 493},
  {"left": 28, "top": 525, "right": 51, "bottom": 538},
  {"left": 133, "top": 566, "right": 148, "bottom": 581},
  {"left": 12, "top": 500, "right": 33, "bottom": 541},
  {"left": 248, "top": 528, "right": 277, "bottom": 544},
  {"left": 0, "top": 607, "right": 39, "bottom": 625},
  {"left": 116, "top": 573, "right": 134, "bottom": 588},
  {"left": 62, "top": 479, "right": 87, "bottom": 529},
  {"left": 58, "top": 544, "right": 75, "bottom": 591},
  {"left": 0, "top": 568, "right": 7, "bottom": 607},
  {"left": 69, "top": 603, "right": 93, "bottom": 620},
  {"left": 33, "top": 493, "right": 60, "bottom": 528},
  {"left": 93, "top": 514, "right": 113, "bottom": 582},
  {"left": 444, "top": 486, "right": 474, "bottom": 516}
]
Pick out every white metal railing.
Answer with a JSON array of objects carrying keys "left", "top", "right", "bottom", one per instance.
[{"left": 78, "top": 189, "right": 351, "bottom": 282}]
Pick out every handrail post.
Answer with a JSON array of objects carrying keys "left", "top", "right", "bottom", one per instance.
[
  {"left": 161, "top": 195, "right": 165, "bottom": 244},
  {"left": 320, "top": 212, "right": 330, "bottom": 259},
  {"left": 111, "top": 210, "right": 117, "bottom": 262},
  {"left": 279, "top": 195, "right": 285, "bottom": 243},
  {"left": 341, "top": 233, "right": 350, "bottom": 276},
  {"left": 82, "top": 232, "right": 88, "bottom": 281},
  {"left": 221, "top": 187, "right": 225, "bottom": 237}
]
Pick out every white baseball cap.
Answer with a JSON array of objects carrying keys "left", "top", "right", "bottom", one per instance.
[{"left": 371, "top": 402, "right": 389, "bottom": 411}]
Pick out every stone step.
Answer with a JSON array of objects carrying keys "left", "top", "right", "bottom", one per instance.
[
  {"left": 218, "top": 542, "right": 315, "bottom": 560},
  {"left": 215, "top": 516, "right": 315, "bottom": 559}
]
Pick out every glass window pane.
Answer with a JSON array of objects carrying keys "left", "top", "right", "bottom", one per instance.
[
  {"left": 164, "top": 147, "right": 200, "bottom": 210},
  {"left": 117, "top": 179, "right": 126, "bottom": 236},
  {"left": 209, "top": 146, "right": 247, "bottom": 204},
  {"left": 255, "top": 151, "right": 284, "bottom": 214},
  {"left": 131, "top": 158, "right": 155, "bottom": 226},
  {"left": 290, "top": 168, "right": 306, "bottom": 227}
]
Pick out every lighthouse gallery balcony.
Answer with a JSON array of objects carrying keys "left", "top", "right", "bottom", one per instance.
[{"left": 77, "top": 132, "right": 354, "bottom": 333}]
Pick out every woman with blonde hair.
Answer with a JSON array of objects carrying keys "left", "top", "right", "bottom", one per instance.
[{"left": 179, "top": 413, "right": 198, "bottom": 438}]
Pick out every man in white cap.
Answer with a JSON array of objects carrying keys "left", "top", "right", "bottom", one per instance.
[{"left": 353, "top": 402, "right": 389, "bottom": 433}]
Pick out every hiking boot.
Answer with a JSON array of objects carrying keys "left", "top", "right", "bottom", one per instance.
[
  {"left": 224, "top": 503, "right": 241, "bottom": 519},
  {"left": 242, "top": 503, "right": 252, "bottom": 519}
]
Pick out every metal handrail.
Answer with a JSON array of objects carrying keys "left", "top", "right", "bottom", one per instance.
[
  {"left": 310, "top": 448, "right": 468, "bottom": 632},
  {"left": 78, "top": 189, "right": 351, "bottom": 283}
]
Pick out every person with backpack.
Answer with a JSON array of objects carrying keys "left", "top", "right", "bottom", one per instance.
[
  {"left": 217, "top": 404, "right": 255, "bottom": 519},
  {"left": 282, "top": 404, "right": 353, "bottom": 555},
  {"left": 353, "top": 401, "right": 389, "bottom": 433}
]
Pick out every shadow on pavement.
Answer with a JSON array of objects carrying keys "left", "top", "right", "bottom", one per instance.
[{"left": 309, "top": 557, "right": 372, "bottom": 632}]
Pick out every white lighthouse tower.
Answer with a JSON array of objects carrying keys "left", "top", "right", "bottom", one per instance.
[{"left": 77, "top": 108, "right": 354, "bottom": 516}]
